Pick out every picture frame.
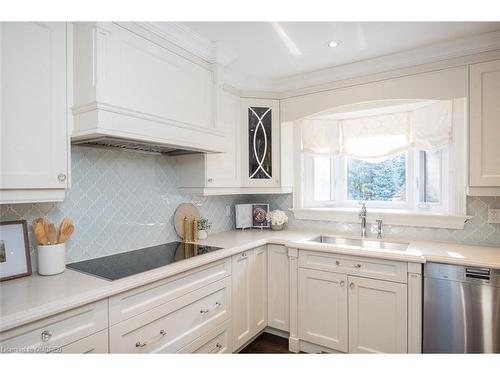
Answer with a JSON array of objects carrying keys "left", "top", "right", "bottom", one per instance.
[
  {"left": 0, "top": 220, "right": 32, "bottom": 281},
  {"left": 252, "top": 204, "right": 270, "bottom": 228}
]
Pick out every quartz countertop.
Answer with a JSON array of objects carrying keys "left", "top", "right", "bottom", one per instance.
[{"left": 1, "top": 229, "right": 499, "bottom": 333}]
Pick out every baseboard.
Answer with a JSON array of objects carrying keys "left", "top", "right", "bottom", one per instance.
[{"left": 263, "top": 326, "right": 290, "bottom": 339}]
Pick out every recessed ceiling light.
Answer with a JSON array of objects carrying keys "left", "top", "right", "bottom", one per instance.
[{"left": 327, "top": 41, "right": 340, "bottom": 48}]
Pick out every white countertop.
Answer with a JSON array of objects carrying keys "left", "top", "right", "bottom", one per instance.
[{"left": 1, "top": 229, "right": 499, "bottom": 333}]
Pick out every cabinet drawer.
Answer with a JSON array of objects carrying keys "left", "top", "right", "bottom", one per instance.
[
  {"left": 50, "top": 329, "right": 109, "bottom": 354},
  {"left": 177, "top": 320, "right": 232, "bottom": 353},
  {"left": 0, "top": 300, "right": 108, "bottom": 353},
  {"left": 299, "top": 250, "right": 407, "bottom": 283},
  {"left": 109, "top": 277, "right": 231, "bottom": 353},
  {"left": 109, "top": 259, "right": 231, "bottom": 325}
]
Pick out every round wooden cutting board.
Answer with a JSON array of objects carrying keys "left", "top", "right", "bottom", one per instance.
[{"left": 174, "top": 203, "right": 201, "bottom": 238}]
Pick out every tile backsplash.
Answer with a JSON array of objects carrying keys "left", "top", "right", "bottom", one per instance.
[
  {"left": 1, "top": 146, "right": 499, "bottom": 271},
  {"left": 0, "top": 146, "right": 246, "bottom": 268}
]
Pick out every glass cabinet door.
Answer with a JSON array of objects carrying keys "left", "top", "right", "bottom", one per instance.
[
  {"left": 241, "top": 98, "right": 280, "bottom": 187},
  {"left": 248, "top": 106, "right": 273, "bottom": 179}
]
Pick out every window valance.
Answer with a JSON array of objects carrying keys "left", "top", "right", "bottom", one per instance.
[{"left": 300, "top": 100, "right": 453, "bottom": 159}]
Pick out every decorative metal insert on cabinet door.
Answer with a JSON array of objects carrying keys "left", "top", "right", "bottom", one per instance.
[{"left": 248, "top": 107, "right": 272, "bottom": 179}]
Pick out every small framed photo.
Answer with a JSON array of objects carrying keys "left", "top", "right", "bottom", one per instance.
[
  {"left": 0, "top": 220, "right": 32, "bottom": 281},
  {"left": 252, "top": 204, "right": 270, "bottom": 228}
]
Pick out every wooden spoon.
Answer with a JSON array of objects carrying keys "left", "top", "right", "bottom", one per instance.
[
  {"left": 33, "top": 221, "right": 48, "bottom": 245},
  {"left": 46, "top": 223, "right": 57, "bottom": 245},
  {"left": 58, "top": 218, "right": 74, "bottom": 243}
]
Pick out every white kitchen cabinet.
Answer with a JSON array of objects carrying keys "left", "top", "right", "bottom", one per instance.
[
  {"left": 176, "top": 89, "right": 241, "bottom": 193},
  {"left": 72, "top": 22, "right": 225, "bottom": 153},
  {"left": 0, "top": 22, "right": 69, "bottom": 203},
  {"left": 0, "top": 300, "right": 108, "bottom": 353},
  {"left": 241, "top": 98, "right": 281, "bottom": 188},
  {"left": 469, "top": 59, "right": 500, "bottom": 192},
  {"left": 231, "top": 247, "right": 268, "bottom": 350},
  {"left": 348, "top": 276, "right": 407, "bottom": 354},
  {"left": 231, "top": 250, "right": 252, "bottom": 349},
  {"left": 251, "top": 246, "right": 268, "bottom": 333},
  {"left": 267, "top": 244, "right": 290, "bottom": 331},
  {"left": 109, "top": 277, "right": 231, "bottom": 353},
  {"left": 298, "top": 268, "right": 348, "bottom": 352},
  {"left": 53, "top": 329, "right": 109, "bottom": 354}
]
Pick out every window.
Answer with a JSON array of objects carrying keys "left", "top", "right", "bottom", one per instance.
[
  {"left": 302, "top": 148, "right": 449, "bottom": 212},
  {"left": 347, "top": 153, "right": 407, "bottom": 202}
]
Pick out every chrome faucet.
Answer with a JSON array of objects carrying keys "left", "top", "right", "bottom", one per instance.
[
  {"left": 376, "top": 219, "right": 383, "bottom": 239},
  {"left": 358, "top": 202, "right": 367, "bottom": 238}
]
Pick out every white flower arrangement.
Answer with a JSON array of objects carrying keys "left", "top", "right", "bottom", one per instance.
[{"left": 266, "top": 210, "right": 289, "bottom": 226}]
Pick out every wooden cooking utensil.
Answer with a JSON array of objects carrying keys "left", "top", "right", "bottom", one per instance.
[
  {"left": 46, "top": 223, "right": 57, "bottom": 245},
  {"left": 58, "top": 218, "right": 74, "bottom": 243},
  {"left": 33, "top": 220, "right": 49, "bottom": 245}
]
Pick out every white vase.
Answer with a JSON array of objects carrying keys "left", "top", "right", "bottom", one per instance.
[
  {"left": 198, "top": 229, "right": 208, "bottom": 240},
  {"left": 37, "top": 243, "right": 66, "bottom": 276}
]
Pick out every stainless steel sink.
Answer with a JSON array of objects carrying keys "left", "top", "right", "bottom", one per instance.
[{"left": 309, "top": 236, "right": 409, "bottom": 251}]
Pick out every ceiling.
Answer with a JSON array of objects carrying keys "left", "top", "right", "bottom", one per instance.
[{"left": 181, "top": 22, "right": 500, "bottom": 87}]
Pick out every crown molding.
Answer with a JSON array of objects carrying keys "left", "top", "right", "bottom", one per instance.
[
  {"left": 137, "top": 23, "right": 500, "bottom": 94},
  {"left": 140, "top": 22, "right": 236, "bottom": 67},
  {"left": 272, "top": 30, "right": 500, "bottom": 93}
]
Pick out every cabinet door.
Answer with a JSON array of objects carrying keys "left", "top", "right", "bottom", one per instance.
[
  {"left": 470, "top": 59, "right": 500, "bottom": 187},
  {"left": 267, "top": 244, "right": 289, "bottom": 331},
  {"left": 206, "top": 89, "right": 241, "bottom": 187},
  {"left": 54, "top": 330, "right": 109, "bottom": 354},
  {"left": 251, "top": 246, "right": 268, "bottom": 333},
  {"left": 231, "top": 250, "right": 252, "bottom": 350},
  {"left": 298, "top": 268, "right": 348, "bottom": 352},
  {"left": 348, "top": 276, "right": 407, "bottom": 353},
  {"left": 1, "top": 22, "right": 68, "bottom": 190},
  {"left": 241, "top": 98, "right": 280, "bottom": 187}
]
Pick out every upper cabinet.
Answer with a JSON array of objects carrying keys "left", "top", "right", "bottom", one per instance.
[
  {"left": 177, "top": 95, "right": 293, "bottom": 195},
  {"left": 0, "top": 22, "right": 70, "bottom": 204},
  {"left": 469, "top": 59, "right": 500, "bottom": 194},
  {"left": 72, "top": 22, "right": 225, "bottom": 153},
  {"left": 241, "top": 98, "right": 280, "bottom": 188}
]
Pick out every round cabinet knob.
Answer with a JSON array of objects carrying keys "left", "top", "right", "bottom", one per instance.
[
  {"left": 57, "top": 173, "right": 67, "bottom": 182},
  {"left": 41, "top": 330, "right": 53, "bottom": 342},
  {"left": 340, "top": 280, "right": 345, "bottom": 287},
  {"left": 335, "top": 261, "right": 341, "bottom": 266},
  {"left": 349, "top": 282, "right": 355, "bottom": 288},
  {"left": 354, "top": 263, "right": 362, "bottom": 268},
  {"left": 208, "top": 178, "right": 213, "bottom": 183}
]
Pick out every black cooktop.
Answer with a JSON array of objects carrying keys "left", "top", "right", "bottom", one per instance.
[{"left": 66, "top": 242, "right": 223, "bottom": 281}]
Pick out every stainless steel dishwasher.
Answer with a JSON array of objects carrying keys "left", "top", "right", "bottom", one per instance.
[{"left": 423, "top": 262, "right": 500, "bottom": 353}]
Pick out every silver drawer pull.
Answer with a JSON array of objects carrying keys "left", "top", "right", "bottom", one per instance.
[
  {"left": 354, "top": 263, "right": 362, "bottom": 268},
  {"left": 135, "top": 329, "right": 167, "bottom": 348},
  {"left": 41, "top": 330, "right": 53, "bottom": 342},
  {"left": 210, "top": 343, "right": 223, "bottom": 353},
  {"left": 200, "top": 302, "right": 221, "bottom": 314}
]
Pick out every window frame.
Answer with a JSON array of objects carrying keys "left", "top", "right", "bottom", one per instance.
[{"left": 301, "top": 148, "right": 450, "bottom": 214}]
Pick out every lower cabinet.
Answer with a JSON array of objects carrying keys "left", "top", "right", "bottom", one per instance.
[
  {"left": 177, "top": 321, "right": 232, "bottom": 353},
  {"left": 298, "top": 256, "right": 410, "bottom": 354},
  {"left": 109, "top": 277, "right": 231, "bottom": 353},
  {"left": 298, "top": 268, "right": 348, "bottom": 352},
  {"left": 53, "top": 329, "right": 109, "bottom": 354},
  {"left": 231, "top": 246, "right": 268, "bottom": 350},
  {"left": 267, "top": 244, "right": 290, "bottom": 331},
  {"left": 348, "top": 276, "right": 407, "bottom": 353}
]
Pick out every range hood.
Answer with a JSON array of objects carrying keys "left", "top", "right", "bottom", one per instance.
[
  {"left": 71, "top": 22, "right": 227, "bottom": 156},
  {"left": 72, "top": 136, "right": 204, "bottom": 155}
]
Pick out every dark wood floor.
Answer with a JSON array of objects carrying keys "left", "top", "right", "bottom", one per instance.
[{"left": 239, "top": 332, "right": 292, "bottom": 353}]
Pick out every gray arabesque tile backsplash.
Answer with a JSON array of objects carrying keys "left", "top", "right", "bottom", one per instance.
[{"left": 1, "top": 146, "right": 499, "bottom": 269}]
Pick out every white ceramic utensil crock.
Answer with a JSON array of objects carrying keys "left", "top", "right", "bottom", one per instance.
[{"left": 37, "top": 243, "right": 66, "bottom": 276}]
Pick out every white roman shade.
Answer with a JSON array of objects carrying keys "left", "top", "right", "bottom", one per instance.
[{"left": 300, "top": 100, "right": 453, "bottom": 159}]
